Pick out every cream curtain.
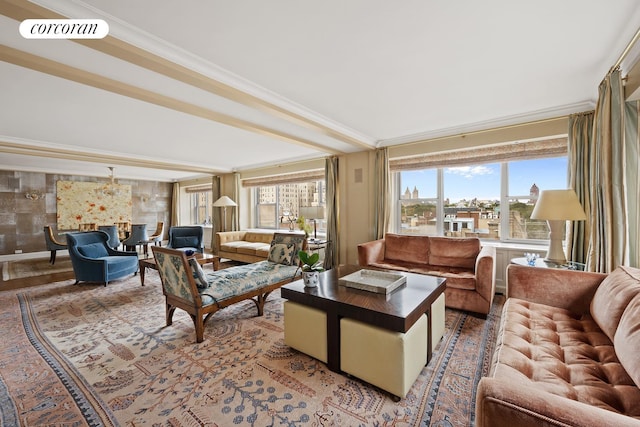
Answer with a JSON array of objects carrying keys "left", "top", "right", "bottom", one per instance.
[
  {"left": 625, "top": 100, "right": 640, "bottom": 267},
  {"left": 586, "top": 69, "right": 628, "bottom": 272},
  {"left": 211, "top": 176, "right": 221, "bottom": 251},
  {"left": 171, "top": 182, "right": 180, "bottom": 227},
  {"left": 374, "top": 148, "right": 390, "bottom": 239},
  {"left": 324, "top": 156, "right": 339, "bottom": 270},
  {"left": 567, "top": 112, "right": 594, "bottom": 264},
  {"left": 233, "top": 172, "right": 241, "bottom": 232}
]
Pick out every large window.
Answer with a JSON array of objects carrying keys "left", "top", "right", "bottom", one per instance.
[
  {"left": 255, "top": 181, "right": 326, "bottom": 234},
  {"left": 395, "top": 156, "right": 568, "bottom": 242},
  {"left": 190, "top": 190, "right": 212, "bottom": 225}
]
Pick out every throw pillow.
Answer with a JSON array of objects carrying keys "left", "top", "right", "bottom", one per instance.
[
  {"left": 188, "top": 258, "right": 209, "bottom": 289},
  {"left": 268, "top": 242, "right": 296, "bottom": 265},
  {"left": 174, "top": 236, "right": 198, "bottom": 249},
  {"left": 78, "top": 242, "right": 109, "bottom": 258}
]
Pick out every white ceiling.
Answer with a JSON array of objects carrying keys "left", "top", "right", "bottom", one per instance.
[{"left": 1, "top": 0, "right": 640, "bottom": 182}]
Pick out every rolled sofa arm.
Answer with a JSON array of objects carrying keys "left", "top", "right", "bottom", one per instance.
[
  {"left": 475, "top": 245, "right": 496, "bottom": 301},
  {"left": 357, "top": 239, "right": 385, "bottom": 266},
  {"left": 476, "top": 377, "right": 640, "bottom": 427},
  {"left": 506, "top": 264, "right": 607, "bottom": 314}
]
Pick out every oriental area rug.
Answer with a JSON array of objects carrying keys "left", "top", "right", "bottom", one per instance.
[{"left": 0, "top": 273, "right": 503, "bottom": 426}]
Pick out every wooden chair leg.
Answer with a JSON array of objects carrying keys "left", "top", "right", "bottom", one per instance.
[
  {"left": 50, "top": 250, "right": 56, "bottom": 264},
  {"left": 166, "top": 305, "right": 176, "bottom": 326},
  {"left": 194, "top": 313, "right": 205, "bottom": 343}
]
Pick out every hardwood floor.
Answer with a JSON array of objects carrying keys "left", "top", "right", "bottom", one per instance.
[{"left": 0, "top": 270, "right": 75, "bottom": 291}]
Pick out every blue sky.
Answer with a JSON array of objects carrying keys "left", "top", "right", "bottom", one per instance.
[{"left": 400, "top": 157, "right": 568, "bottom": 202}]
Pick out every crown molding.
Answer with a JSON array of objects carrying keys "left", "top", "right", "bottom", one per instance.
[
  {"left": 0, "top": 135, "right": 224, "bottom": 176},
  {"left": 378, "top": 101, "right": 595, "bottom": 147},
  {"left": 28, "top": 0, "right": 376, "bottom": 150}
]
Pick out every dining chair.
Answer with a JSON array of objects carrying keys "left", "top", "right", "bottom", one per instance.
[
  {"left": 78, "top": 223, "right": 98, "bottom": 231},
  {"left": 115, "top": 221, "right": 131, "bottom": 240},
  {"left": 121, "top": 224, "right": 149, "bottom": 254},
  {"left": 149, "top": 221, "right": 165, "bottom": 246},
  {"left": 43, "top": 225, "right": 67, "bottom": 264},
  {"left": 98, "top": 225, "right": 121, "bottom": 250}
]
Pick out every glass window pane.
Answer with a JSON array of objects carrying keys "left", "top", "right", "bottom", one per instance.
[
  {"left": 400, "top": 170, "right": 437, "bottom": 199},
  {"left": 400, "top": 199, "right": 437, "bottom": 235},
  {"left": 509, "top": 157, "right": 567, "bottom": 195},
  {"left": 255, "top": 181, "right": 326, "bottom": 234},
  {"left": 508, "top": 157, "right": 567, "bottom": 240},
  {"left": 444, "top": 164, "right": 500, "bottom": 239}
]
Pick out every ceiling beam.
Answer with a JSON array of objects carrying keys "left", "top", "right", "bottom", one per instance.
[
  {"left": 0, "top": 44, "right": 345, "bottom": 155},
  {"left": 0, "top": 0, "right": 374, "bottom": 151}
]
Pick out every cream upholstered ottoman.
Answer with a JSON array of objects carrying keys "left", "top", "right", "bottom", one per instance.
[
  {"left": 340, "top": 293, "right": 446, "bottom": 399},
  {"left": 340, "top": 313, "right": 429, "bottom": 399},
  {"left": 283, "top": 301, "right": 327, "bottom": 363}
]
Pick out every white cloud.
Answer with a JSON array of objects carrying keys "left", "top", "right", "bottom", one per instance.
[{"left": 445, "top": 166, "right": 494, "bottom": 178}]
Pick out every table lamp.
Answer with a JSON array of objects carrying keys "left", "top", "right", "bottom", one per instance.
[
  {"left": 530, "top": 189, "right": 586, "bottom": 265},
  {"left": 213, "top": 196, "right": 237, "bottom": 232},
  {"left": 299, "top": 206, "right": 325, "bottom": 240}
]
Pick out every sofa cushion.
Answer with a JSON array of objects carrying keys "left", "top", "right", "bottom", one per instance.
[
  {"left": 219, "top": 241, "right": 247, "bottom": 253},
  {"left": 614, "top": 293, "right": 640, "bottom": 387},
  {"left": 236, "top": 242, "right": 270, "bottom": 256},
  {"left": 384, "top": 234, "right": 429, "bottom": 264},
  {"left": 428, "top": 237, "right": 480, "bottom": 269},
  {"left": 591, "top": 266, "right": 640, "bottom": 342},
  {"left": 244, "top": 232, "right": 274, "bottom": 244},
  {"left": 78, "top": 242, "right": 109, "bottom": 258},
  {"left": 493, "top": 298, "right": 640, "bottom": 416},
  {"left": 104, "top": 256, "right": 138, "bottom": 275},
  {"left": 268, "top": 243, "right": 296, "bottom": 265}
]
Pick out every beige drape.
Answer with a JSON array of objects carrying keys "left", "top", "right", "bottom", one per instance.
[
  {"left": 233, "top": 172, "right": 241, "bottom": 232},
  {"left": 374, "top": 148, "right": 390, "bottom": 239},
  {"left": 567, "top": 112, "right": 594, "bottom": 264},
  {"left": 583, "top": 69, "right": 628, "bottom": 272},
  {"left": 211, "top": 176, "right": 221, "bottom": 251},
  {"left": 171, "top": 182, "right": 180, "bottom": 227},
  {"left": 324, "top": 156, "right": 339, "bottom": 270},
  {"left": 624, "top": 100, "right": 640, "bottom": 267}
]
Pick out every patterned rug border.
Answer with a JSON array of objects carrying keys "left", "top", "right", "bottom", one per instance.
[
  {"left": 0, "top": 276, "right": 503, "bottom": 426},
  {"left": 18, "top": 292, "right": 116, "bottom": 426}
]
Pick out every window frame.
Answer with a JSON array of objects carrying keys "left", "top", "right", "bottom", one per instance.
[{"left": 394, "top": 156, "right": 567, "bottom": 244}]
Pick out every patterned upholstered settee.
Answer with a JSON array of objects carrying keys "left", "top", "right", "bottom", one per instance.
[
  {"left": 153, "top": 233, "right": 307, "bottom": 343},
  {"left": 476, "top": 265, "right": 640, "bottom": 427}
]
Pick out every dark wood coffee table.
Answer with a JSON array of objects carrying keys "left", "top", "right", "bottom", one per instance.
[
  {"left": 281, "top": 264, "right": 446, "bottom": 372},
  {"left": 138, "top": 253, "right": 220, "bottom": 285}
]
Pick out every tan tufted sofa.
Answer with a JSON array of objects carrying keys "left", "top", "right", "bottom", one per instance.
[
  {"left": 215, "top": 230, "right": 275, "bottom": 263},
  {"left": 358, "top": 233, "right": 495, "bottom": 315},
  {"left": 476, "top": 264, "right": 640, "bottom": 427}
]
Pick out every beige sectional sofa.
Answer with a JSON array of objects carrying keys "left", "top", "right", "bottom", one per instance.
[
  {"left": 358, "top": 233, "right": 496, "bottom": 315},
  {"left": 476, "top": 264, "right": 640, "bottom": 427},
  {"left": 215, "top": 230, "right": 275, "bottom": 263}
]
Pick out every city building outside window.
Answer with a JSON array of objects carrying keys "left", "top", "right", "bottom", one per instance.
[
  {"left": 190, "top": 190, "right": 212, "bottom": 225},
  {"left": 395, "top": 156, "right": 568, "bottom": 242},
  {"left": 255, "top": 181, "right": 326, "bottom": 235}
]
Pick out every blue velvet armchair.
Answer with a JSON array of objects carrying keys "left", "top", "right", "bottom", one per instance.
[
  {"left": 66, "top": 231, "right": 139, "bottom": 286},
  {"left": 167, "top": 226, "right": 204, "bottom": 253}
]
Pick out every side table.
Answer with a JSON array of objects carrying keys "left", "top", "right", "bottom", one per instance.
[{"left": 139, "top": 253, "right": 220, "bottom": 285}]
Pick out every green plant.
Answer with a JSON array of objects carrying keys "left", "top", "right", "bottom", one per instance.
[
  {"left": 296, "top": 216, "right": 312, "bottom": 237},
  {"left": 298, "top": 250, "right": 324, "bottom": 272}
]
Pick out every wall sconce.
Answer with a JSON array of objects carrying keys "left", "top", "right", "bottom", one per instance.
[{"left": 25, "top": 190, "right": 43, "bottom": 200}]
